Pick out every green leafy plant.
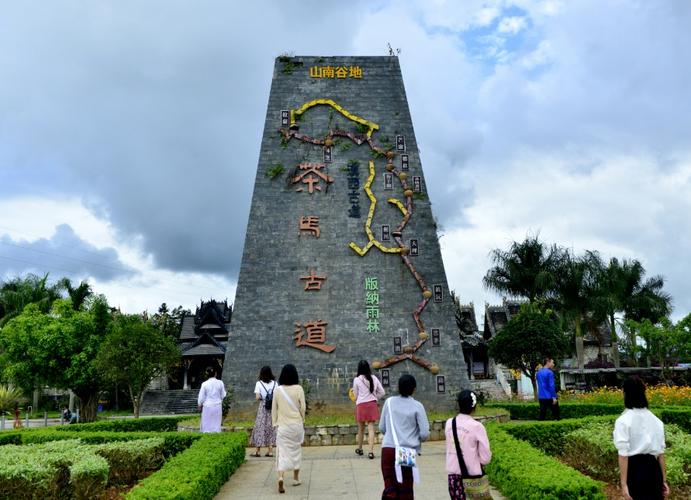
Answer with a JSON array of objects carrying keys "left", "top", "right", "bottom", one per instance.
[
  {"left": 265, "top": 164, "right": 285, "bottom": 179},
  {"left": 485, "top": 424, "right": 606, "bottom": 499},
  {"left": 0, "top": 384, "right": 24, "bottom": 413}
]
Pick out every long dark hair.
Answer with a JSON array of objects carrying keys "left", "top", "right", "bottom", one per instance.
[
  {"left": 278, "top": 363, "right": 299, "bottom": 386},
  {"left": 623, "top": 376, "right": 648, "bottom": 409},
  {"left": 259, "top": 366, "right": 275, "bottom": 383},
  {"left": 357, "top": 360, "right": 374, "bottom": 393}
]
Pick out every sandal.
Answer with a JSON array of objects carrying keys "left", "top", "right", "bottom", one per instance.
[
  {"left": 250, "top": 451, "right": 261, "bottom": 457},
  {"left": 292, "top": 480, "right": 301, "bottom": 486},
  {"left": 265, "top": 452, "right": 274, "bottom": 457},
  {"left": 278, "top": 479, "right": 285, "bottom": 494},
  {"left": 355, "top": 448, "right": 364, "bottom": 456},
  {"left": 368, "top": 452, "right": 375, "bottom": 459}
]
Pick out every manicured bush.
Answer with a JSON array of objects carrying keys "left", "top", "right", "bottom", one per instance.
[
  {"left": 0, "top": 432, "right": 21, "bottom": 445},
  {"left": 95, "top": 437, "right": 165, "bottom": 484},
  {"left": 658, "top": 407, "right": 691, "bottom": 433},
  {"left": 485, "top": 402, "right": 623, "bottom": 420},
  {"left": 69, "top": 454, "right": 110, "bottom": 500},
  {"left": 57, "top": 416, "right": 186, "bottom": 433},
  {"left": 15, "top": 429, "right": 197, "bottom": 458},
  {"left": 562, "top": 421, "right": 690, "bottom": 487},
  {"left": 502, "top": 416, "right": 615, "bottom": 455},
  {"left": 485, "top": 424, "right": 605, "bottom": 499},
  {"left": 0, "top": 439, "right": 109, "bottom": 499},
  {"left": 126, "top": 431, "right": 247, "bottom": 500}
]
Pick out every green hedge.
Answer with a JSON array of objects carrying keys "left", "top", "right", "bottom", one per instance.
[
  {"left": 502, "top": 416, "right": 615, "bottom": 455},
  {"left": 563, "top": 422, "right": 690, "bottom": 487},
  {"left": 0, "top": 439, "right": 109, "bottom": 499},
  {"left": 126, "top": 431, "right": 247, "bottom": 500},
  {"left": 658, "top": 408, "right": 691, "bottom": 433},
  {"left": 95, "top": 437, "right": 165, "bottom": 485},
  {"left": 56, "top": 416, "right": 186, "bottom": 433},
  {"left": 4, "top": 428, "right": 197, "bottom": 458},
  {"left": 485, "top": 424, "right": 605, "bottom": 499},
  {"left": 485, "top": 402, "right": 623, "bottom": 420}
]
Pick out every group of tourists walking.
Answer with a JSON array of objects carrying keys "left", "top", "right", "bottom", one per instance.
[
  {"left": 246, "top": 360, "right": 492, "bottom": 499},
  {"left": 197, "top": 358, "right": 670, "bottom": 499}
]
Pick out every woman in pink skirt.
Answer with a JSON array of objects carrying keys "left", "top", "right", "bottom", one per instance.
[{"left": 353, "top": 360, "right": 385, "bottom": 459}]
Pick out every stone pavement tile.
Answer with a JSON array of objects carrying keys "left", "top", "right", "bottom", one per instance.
[{"left": 215, "top": 443, "right": 505, "bottom": 500}]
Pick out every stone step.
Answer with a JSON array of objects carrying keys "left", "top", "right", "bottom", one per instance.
[{"left": 140, "top": 389, "right": 200, "bottom": 415}]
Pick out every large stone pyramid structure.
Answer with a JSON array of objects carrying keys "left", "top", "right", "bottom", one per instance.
[{"left": 223, "top": 56, "right": 468, "bottom": 413}]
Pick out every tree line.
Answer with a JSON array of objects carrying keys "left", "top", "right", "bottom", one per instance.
[
  {"left": 0, "top": 274, "right": 189, "bottom": 421},
  {"left": 481, "top": 235, "right": 690, "bottom": 395}
]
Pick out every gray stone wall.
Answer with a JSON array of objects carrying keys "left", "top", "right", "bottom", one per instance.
[{"left": 223, "top": 56, "right": 468, "bottom": 413}]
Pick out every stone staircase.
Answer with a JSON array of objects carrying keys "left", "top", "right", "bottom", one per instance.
[
  {"left": 140, "top": 389, "right": 199, "bottom": 415},
  {"left": 469, "top": 378, "right": 511, "bottom": 401}
]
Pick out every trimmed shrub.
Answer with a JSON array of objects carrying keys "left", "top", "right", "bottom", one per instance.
[
  {"left": 0, "top": 432, "right": 21, "bottom": 445},
  {"left": 17, "top": 429, "right": 197, "bottom": 458},
  {"left": 658, "top": 408, "right": 691, "bottom": 433},
  {"left": 485, "top": 402, "right": 623, "bottom": 420},
  {"left": 95, "top": 437, "right": 165, "bottom": 484},
  {"left": 502, "top": 416, "right": 615, "bottom": 455},
  {"left": 57, "top": 416, "right": 186, "bottom": 433},
  {"left": 69, "top": 454, "right": 109, "bottom": 500},
  {"left": 126, "top": 431, "right": 247, "bottom": 500},
  {"left": 485, "top": 424, "right": 605, "bottom": 499},
  {"left": 0, "top": 439, "right": 108, "bottom": 499},
  {"left": 563, "top": 421, "right": 690, "bottom": 486}
]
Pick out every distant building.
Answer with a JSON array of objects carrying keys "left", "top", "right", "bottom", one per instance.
[{"left": 174, "top": 299, "right": 230, "bottom": 390}]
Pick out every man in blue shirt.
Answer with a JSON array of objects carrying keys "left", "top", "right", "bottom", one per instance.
[{"left": 536, "top": 357, "right": 560, "bottom": 420}]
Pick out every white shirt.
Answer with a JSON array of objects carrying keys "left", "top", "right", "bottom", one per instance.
[
  {"left": 254, "top": 380, "right": 276, "bottom": 400},
  {"left": 198, "top": 377, "right": 226, "bottom": 407},
  {"left": 613, "top": 408, "right": 665, "bottom": 457}
]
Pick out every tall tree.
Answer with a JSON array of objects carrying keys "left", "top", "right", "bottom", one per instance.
[
  {"left": 553, "top": 251, "right": 600, "bottom": 369},
  {"left": 0, "top": 273, "right": 63, "bottom": 327},
  {"left": 96, "top": 314, "right": 180, "bottom": 418},
  {"left": 0, "top": 297, "right": 111, "bottom": 422},
  {"left": 150, "top": 303, "right": 189, "bottom": 340},
  {"left": 483, "top": 235, "right": 563, "bottom": 303},
  {"left": 57, "top": 278, "right": 93, "bottom": 311},
  {"left": 488, "top": 305, "right": 570, "bottom": 399},
  {"left": 591, "top": 257, "right": 672, "bottom": 367}
]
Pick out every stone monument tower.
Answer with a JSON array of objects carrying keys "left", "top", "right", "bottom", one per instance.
[{"left": 223, "top": 56, "right": 468, "bottom": 413}]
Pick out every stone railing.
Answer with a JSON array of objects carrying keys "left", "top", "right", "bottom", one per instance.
[{"left": 179, "top": 413, "right": 509, "bottom": 447}]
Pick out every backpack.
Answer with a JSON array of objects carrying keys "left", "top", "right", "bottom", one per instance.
[{"left": 261, "top": 382, "right": 274, "bottom": 411}]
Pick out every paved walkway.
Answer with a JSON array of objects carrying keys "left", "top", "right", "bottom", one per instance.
[{"left": 215, "top": 442, "right": 504, "bottom": 500}]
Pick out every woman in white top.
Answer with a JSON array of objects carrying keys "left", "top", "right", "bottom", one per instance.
[
  {"left": 272, "top": 363, "right": 306, "bottom": 494},
  {"left": 352, "top": 359, "right": 385, "bottom": 459},
  {"left": 197, "top": 367, "right": 226, "bottom": 433},
  {"left": 613, "top": 377, "right": 668, "bottom": 500},
  {"left": 250, "top": 365, "right": 277, "bottom": 457}
]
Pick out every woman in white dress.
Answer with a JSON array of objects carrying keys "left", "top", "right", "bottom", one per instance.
[
  {"left": 197, "top": 367, "right": 226, "bottom": 433},
  {"left": 272, "top": 363, "right": 305, "bottom": 494}
]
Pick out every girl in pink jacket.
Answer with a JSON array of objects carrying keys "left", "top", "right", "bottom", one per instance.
[{"left": 445, "top": 390, "right": 492, "bottom": 499}]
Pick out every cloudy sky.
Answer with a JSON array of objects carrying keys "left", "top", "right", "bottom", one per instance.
[{"left": 1, "top": 0, "right": 689, "bottom": 320}]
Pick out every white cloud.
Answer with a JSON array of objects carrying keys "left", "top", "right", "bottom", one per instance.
[{"left": 497, "top": 16, "right": 527, "bottom": 34}]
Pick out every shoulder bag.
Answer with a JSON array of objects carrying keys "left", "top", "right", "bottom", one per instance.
[{"left": 450, "top": 417, "right": 491, "bottom": 500}]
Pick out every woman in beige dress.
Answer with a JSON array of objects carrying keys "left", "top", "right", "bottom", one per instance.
[{"left": 272, "top": 363, "right": 306, "bottom": 494}]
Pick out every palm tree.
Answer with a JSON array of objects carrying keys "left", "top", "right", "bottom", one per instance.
[
  {"left": 483, "top": 235, "right": 563, "bottom": 303},
  {"left": 57, "top": 278, "right": 93, "bottom": 311},
  {"left": 552, "top": 251, "right": 601, "bottom": 370},
  {"left": 0, "top": 273, "right": 63, "bottom": 327},
  {"left": 591, "top": 257, "right": 672, "bottom": 367}
]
